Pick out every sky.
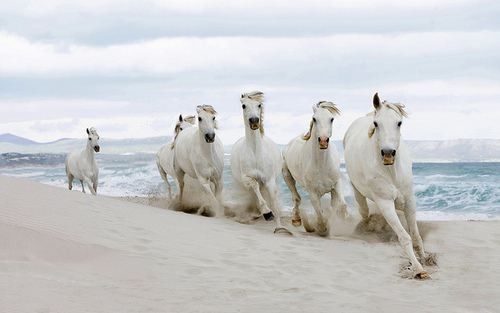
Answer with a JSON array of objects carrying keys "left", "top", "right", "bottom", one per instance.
[{"left": 0, "top": 0, "right": 499, "bottom": 144}]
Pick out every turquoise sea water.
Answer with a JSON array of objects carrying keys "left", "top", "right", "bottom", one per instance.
[{"left": 1, "top": 153, "right": 499, "bottom": 220}]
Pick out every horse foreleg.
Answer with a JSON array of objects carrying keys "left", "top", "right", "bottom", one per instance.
[
  {"left": 242, "top": 176, "right": 271, "bottom": 216},
  {"left": 176, "top": 171, "right": 185, "bottom": 202},
  {"left": 352, "top": 183, "right": 369, "bottom": 220},
  {"left": 84, "top": 178, "right": 96, "bottom": 195},
  {"left": 197, "top": 176, "right": 219, "bottom": 216},
  {"left": 265, "top": 180, "right": 291, "bottom": 235},
  {"left": 80, "top": 180, "right": 86, "bottom": 193},
  {"left": 309, "top": 191, "right": 329, "bottom": 236},
  {"left": 331, "top": 180, "right": 348, "bottom": 220},
  {"left": 404, "top": 195, "right": 426, "bottom": 261},
  {"left": 282, "top": 164, "right": 302, "bottom": 227},
  {"left": 375, "top": 198, "right": 428, "bottom": 279},
  {"left": 93, "top": 177, "right": 98, "bottom": 194}
]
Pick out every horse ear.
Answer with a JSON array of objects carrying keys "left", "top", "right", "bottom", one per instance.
[
  {"left": 179, "top": 114, "right": 183, "bottom": 122},
  {"left": 312, "top": 104, "right": 318, "bottom": 113},
  {"left": 86, "top": 128, "right": 89, "bottom": 135},
  {"left": 373, "top": 93, "right": 381, "bottom": 110}
]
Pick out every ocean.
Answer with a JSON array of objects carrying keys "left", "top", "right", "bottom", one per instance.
[{"left": 1, "top": 152, "right": 499, "bottom": 221}]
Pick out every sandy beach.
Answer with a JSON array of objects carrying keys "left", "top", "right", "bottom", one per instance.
[{"left": 1, "top": 175, "right": 499, "bottom": 313}]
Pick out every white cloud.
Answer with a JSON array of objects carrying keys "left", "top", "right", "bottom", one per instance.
[
  {"left": 0, "top": 31, "right": 498, "bottom": 76},
  {"left": 4, "top": 0, "right": 477, "bottom": 17}
]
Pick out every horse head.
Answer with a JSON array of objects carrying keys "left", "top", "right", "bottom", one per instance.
[
  {"left": 240, "top": 91, "right": 265, "bottom": 134},
  {"left": 368, "top": 93, "right": 408, "bottom": 165},
  {"left": 86, "top": 127, "right": 100, "bottom": 153},
  {"left": 196, "top": 105, "right": 218, "bottom": 143},
  {"left": 304, "top": 101, "right": 340, "bottom": 149}
]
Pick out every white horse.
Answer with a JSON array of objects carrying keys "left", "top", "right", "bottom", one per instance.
[
  {"left": 156, "top": 114, "right": 195, "bottom": 199},
  {"left": 230, "top": 91, "right": 290, "bottom": 234},
  {"left": 343, "top": 93, "right": 428, "bottom": 279},
  {"left": 282, "top": 101, "right": 348, "bottom": 236},
  {"left": 65, "top": 127, "right": 100, "bottom": 195},
  {"left": 173, "top": 105, "right": 224, "bottom": 216}
]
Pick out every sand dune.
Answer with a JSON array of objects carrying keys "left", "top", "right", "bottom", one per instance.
[{"left": 1, "top": 175, "right": 499, "bottom": 313}]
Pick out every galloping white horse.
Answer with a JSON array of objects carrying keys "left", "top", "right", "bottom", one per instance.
[
  {"left": 282, "top": 101, "right": 348, "bottom": 236},
  {"left": 65, "top": 127, "right": 100, "bottom": 195},
  {"left": 173, "top": 105, "right": 224, "bottom": 216},
  {"left": 156, "top": 114, "right": 195, "bottom": 199},
  {"left": 230, "top": 91, "right": 290, "bottom": 234},
  {"left": 344, "top": 93, "right": 428, "bottom": 279}
]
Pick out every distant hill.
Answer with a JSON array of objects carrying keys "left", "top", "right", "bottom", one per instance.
[
  {"left": 0, "top": 133, "right": 39, "bottom": 145},
  {"left": 0, "top": 135, "right": 172, "bottom": 155},
  {"left": 0, "top": 134, "right": 499, "bottom": 161}
]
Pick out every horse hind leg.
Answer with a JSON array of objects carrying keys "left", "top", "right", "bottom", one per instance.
[
  {"left": 67, "top": 173, "right": 74, "bottom": 190},
  {"left": 282, "top": 164, "right": 302, "bottom": 226},
  {"left": 80, "top": 180, "right": 86, "bottom": 193}
]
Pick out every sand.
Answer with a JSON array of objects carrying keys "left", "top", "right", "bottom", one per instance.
[{"left": 1, "top": 175, "right": 499, "bottom": 313}]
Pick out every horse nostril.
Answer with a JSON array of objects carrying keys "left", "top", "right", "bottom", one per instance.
[
  {"left": 326, "top": 138, "right": 329, "bottom": 143},
  {"left": 318, "top": 137, "right": 321, "bottom": 142},
  {"left": 381, "top": 149, "right": 396, "bottom": 157}
]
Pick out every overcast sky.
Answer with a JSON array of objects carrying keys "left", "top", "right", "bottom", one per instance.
[{"left": 0, "top": 0, "right": 499, "bottom": 144}]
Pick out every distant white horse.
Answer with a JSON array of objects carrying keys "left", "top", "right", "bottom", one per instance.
[
  {"left": 343, "top": 93, "right": 428, "bottom": 279},
  {"left": 230, "top": 91, "right": 291, "bottom": 234},
  {"left": 282, "top": 101, "right": 348, "bottom": 236},
  {"left": 173, "top": 105, "right": 224, "bottom": 216},
  {"left": 156, "top": 114, "right": 195, "bottom": 199},
  {"left": 65, "top": 127, "right": 100, "bottom": 195}
]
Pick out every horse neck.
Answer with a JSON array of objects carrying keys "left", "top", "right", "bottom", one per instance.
[
  {"left": 307, "top": 126, "right": 330, "bottom": 165},
  {"left": 244, "top": 122, "right": 263, "bottom": 152},
  {"left": 85, "top": 142, "right": 95, "bottom": 161}
]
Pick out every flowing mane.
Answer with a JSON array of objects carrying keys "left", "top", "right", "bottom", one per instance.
[
  {"left": 241, "top": 91, "right": 265, "bottom": 135},
  {"left": 383, "top": 101, "right": 408, "bottom": 117},
  {"left": 197, "top": 105, "right": 217, "bottom": 115},
  {"left": 303, "top": 101, "right": 340, "bottom": 140}
]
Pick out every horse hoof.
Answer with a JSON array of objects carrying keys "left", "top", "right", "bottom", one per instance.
[
  {"left": 291, "top": 218, "right": 302, "bottom": 227},
  {"left": 415, "top": 271, "right": 430, "bottom": 280},
  {"left": 274, "top": 227, "right": 292, "bottom": 235},
  {"left": 263, "top": 212, "right": 274, "bottom": 221}
]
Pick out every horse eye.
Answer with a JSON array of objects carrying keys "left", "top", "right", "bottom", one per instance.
[
  {"left": 198, "top": 117, "right": 202, "bottom": 122},
  {"left": 330, "top": 118, "right": 334, "bottom": 122},
  {"left": 88, "top": 138, "right": 91, "bottom": 140},
  {"left": 213, "top": 117, "right": 215, "bottom": 120},
  {"left": 397, "top": 121, "right": 402, "bottom": 127},
  {"left": 242, "top": 104, "right": 246, "bottom": 109},
  {"left": 180, "top": 128, "right": 183, "bottom": 131},
  {"left": 374, "top": 121, "right": 378, "bottom": 128},
  {"left": 258, "top": 104, "right": 262, "bottom": 108},
  {"left": 312, "top": 118, "right": 316, "bottom": 123}
]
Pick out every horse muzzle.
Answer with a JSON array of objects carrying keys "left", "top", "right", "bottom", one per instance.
[
  {"left": 204, "top": 133, "right": 216, "bottom": 143},
  {"left": 381, "top": 149, "right": 396, "bottom": 165},
  {"left": 94, "top": 145, "right": 100, "bottom": 153},
  {"left": 318, "top": 137, "right": 329, "bottom": 149},
  {"left": 249, "top": 117, "right": 260, "bottom": 130}
]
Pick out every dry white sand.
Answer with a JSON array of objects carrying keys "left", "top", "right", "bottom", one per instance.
[{"left": 1, "top": 175, "right": 499, "bottom": 313}]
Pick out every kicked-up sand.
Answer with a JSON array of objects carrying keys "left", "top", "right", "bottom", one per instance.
[{"left": 1, "top": 175, "right": 499, "bottom": 312}]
